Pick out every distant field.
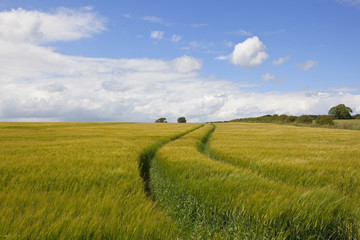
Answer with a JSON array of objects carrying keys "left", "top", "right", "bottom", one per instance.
[
  {"left": 1, "top": 122, "right": 359, "bottom": 239},
  {"left": 334, "top": 119, "right": 360, "bottom": 130},
  {"left": 0, "top": 122, "right": 199, "bottom": 239}
]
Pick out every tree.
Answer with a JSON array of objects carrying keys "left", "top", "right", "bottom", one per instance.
[
  {"left": 286, "top": 115, "right": 297, "bottom": 122},
  {"left": 315, "top": 115, "right": 334, "bottom": 125},
  {"left": 328, "top": 104, "right": 353, "bottom": 119},
  {"left": 155, "top": 118, "right": 167, "bottom": 123},
  {"left": 296, "top": 115, "right": 313, "bottom": 124},
  {"left": 177, "top": 117, "right": 186, "bottom": 123},
  {"left": 279, "top": 114, "right": 288, "bottom": 122}
]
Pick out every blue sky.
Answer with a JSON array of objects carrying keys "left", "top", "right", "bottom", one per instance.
[{"left": 0, "top": 0, "right": 359, "bottom": 122}]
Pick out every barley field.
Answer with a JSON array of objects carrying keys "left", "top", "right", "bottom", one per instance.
[
  {"left": 151, "top": 123, "right": 359, "bottom": 239},
  {"left": 0, "top": 122, "right": 199, "bottom": 239},
  {"left": 334, "top": 119, "right": 360, "bottom": 130},
  {"left": 1, "top": 122, "right": 359, "bottom": 239}
]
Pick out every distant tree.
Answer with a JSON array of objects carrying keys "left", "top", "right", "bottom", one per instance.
[
  {"left": 315, "top": 115, "right": 334, "bottom": 125},
  {"left": 279, "top": 114, "right": 288, "bottom": 122},
  {"left": 296, "top": 115, "right": 313, "bottom": 124},
  {"left": 286, "top": 115, "right": 297, "bottom": 122},
  {"left": 328, "top": 104, "right": 353, "bottom": 119},
  {"left": 354, "top": 114, "right": 360, "bottom": 119},
  {"left": 177, "top": 117, "right": 186, "bottom": 123},
  {"left": 155, "top": 118, "right": 167, "bottom": 123},
  {"left": 271, "top": 114, "right": 279, "bottom": 122}
]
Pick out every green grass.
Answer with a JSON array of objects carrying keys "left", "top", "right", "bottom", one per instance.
[{"left": 0, "top": 122, "right": 200, "bottom": 239}]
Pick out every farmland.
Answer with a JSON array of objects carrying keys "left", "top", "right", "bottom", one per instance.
[
  {"left": 0, "top": 122, "right": 199, "bottom": 239},
  {"left": 334, "top": 119, "right": 360, "bottom": 130},
  {"left": 1, "top": 122, "right": 359, "bottom": 239},
  {"left": 152, "top": 123, "right": 359, "bottom": 239}
]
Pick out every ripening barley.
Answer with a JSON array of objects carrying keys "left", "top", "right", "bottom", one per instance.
[
  {"left": 151, "top": 123, "right": 358, "bottom": 239},
  {"left": 0, "top": 122, "right": 200, "bottom": 240}
]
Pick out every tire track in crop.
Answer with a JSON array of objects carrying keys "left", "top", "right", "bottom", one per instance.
[
  {"left": 138, "top": 124, "right": 204, "bottom": 197},
  {"left": 149, "top": 123, "right": 357, "bottom": 239},
  {"left": 197, "top": 124, "right": 304, "bottom": 188},
  {"left": 197, "top": 124, "right": 348, "bottom": 194},
  {"left": 197, "top": 123, "right": 216, "bottom": 156}
]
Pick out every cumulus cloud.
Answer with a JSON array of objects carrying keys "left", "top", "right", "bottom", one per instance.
[
  {"left": 0, "top": 7, "right": 106, "bottom": 44},
  {"left": 1, "top": 38, "right": 359, "bottom": 122},
  {"left": 171, "top": 34, "right": 183, "bottom": 43},
  {"left": 273, "top": 56, "right": 290, "bottom": 65},
  {"left": 297, "top": 60, "right": 318, "bottom": 71},
  {"left": 217, "top": 36, "right": 269, "bottom": 68},
  {"left": 1, "top": 8, "right": 359, "bottom": 122},
  {"left": 150, "top": 31, "right": 164, "bottom": 40},
  {"left": 171, "top": 56, "right": 202, "bottom": 73}
]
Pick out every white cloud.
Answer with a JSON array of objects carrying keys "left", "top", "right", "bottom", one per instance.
[
  {"left": 215, "top": 55, "right": 228, "bottom": 60},
  {"left": 171, "top": 56, "right": 202, "bottom": 73},
  {"left": 273, "top": 56, "right": 290, "bottom": 65},
  {"left": 218, "top": 36, "right": 269, "bottom": 68},
  {"left": 1, "top": 8, "right": 359, "bottom": 122},
  {"left": 142, "top": 16, "right": 163, "bottom": 23},
  {"left": 261, "top": 73, "right": 286, "bottom": 83},
  {"left": 39, "top": 83, "right": 67, "bottom": 93},
  {"left": 171, "top": 34, "right": 183, "bottom": 43},
  {"left": 150, "top": 31, "right": 164, "bottom": 40},
  {"left": 186, "top": 41, "right": 215, "bottom": 52},
  {"left": 1, "top": 38, "right": 359, "bottom": 122},
  {"left": 228, "top": 29, "right": 253, "bottom": 36},
  {"left": 262, "top": 73, "right": 275, "bottom": 81},
  {"left": 297, "top": 60, "right": 318, "bottom": 71},
  {"left": 0, "top": 7, "right": 106, "bottom": 44}
]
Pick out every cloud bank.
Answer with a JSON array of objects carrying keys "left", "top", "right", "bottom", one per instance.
[
  {"left": 0, "top": 7, "right": 359, "bottom": 122},
  {"left": 0, "top": 7, "right": 106, "bottom": 44}
]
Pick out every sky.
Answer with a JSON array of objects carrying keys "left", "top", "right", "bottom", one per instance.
[{"left": 0, "top": 0, "right": 359, "bottom": 122}]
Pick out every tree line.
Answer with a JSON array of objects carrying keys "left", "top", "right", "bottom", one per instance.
[{"left": 230, "top": 104, "right": 358, "bottom": 125}]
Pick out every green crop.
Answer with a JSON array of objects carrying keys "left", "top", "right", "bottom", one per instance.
[
  {"left": 0, "top": 122, "right": 199, "bottom": 240},
  {"left": 1, "top": 122, "right": 358, "bottom": 239},
  {"left": 151, "top": 123, "right": 358, "bottom": 239}
]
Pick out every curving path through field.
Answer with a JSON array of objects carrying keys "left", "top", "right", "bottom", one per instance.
[
  {"left": 147, "top": 123, "right": 357, "bottom": 239},
  {"left": 138, "top": 124, "right": 204, "bottom": 197}
]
